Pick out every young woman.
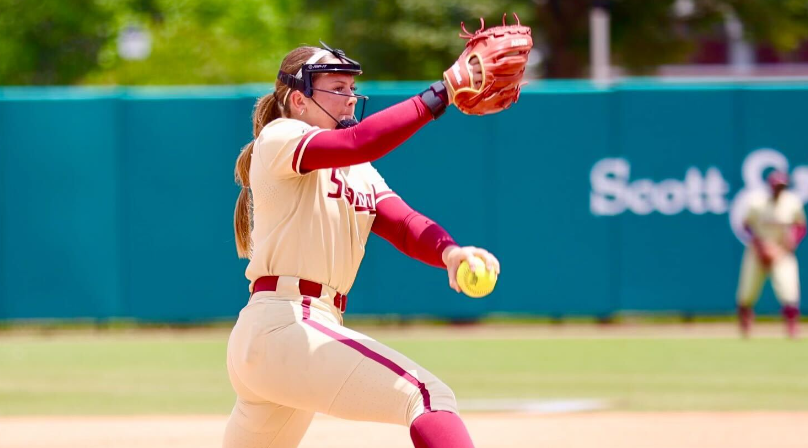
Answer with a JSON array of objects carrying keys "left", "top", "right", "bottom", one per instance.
[
  {"left": 737, "top": 171, "right": 806, "bottom": 339},
  {"left": 226, "top": 43, "right": 500, "bottom": 448}
]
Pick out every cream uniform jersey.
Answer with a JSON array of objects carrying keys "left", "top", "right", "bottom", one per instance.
[
  {"left": 245, "top": 118, "right": 398, "bottom": 294},
  {"left": 744, "top": 190, "right": 807, "bottom": 247}
]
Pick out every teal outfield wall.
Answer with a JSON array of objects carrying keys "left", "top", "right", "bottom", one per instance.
[{"left": 1, "top": 80, "right": 807, "bottom": 321}]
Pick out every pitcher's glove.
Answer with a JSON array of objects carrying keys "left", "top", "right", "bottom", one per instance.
[{"left": 443, "top": 13, "right": 533, "bottom": 116}]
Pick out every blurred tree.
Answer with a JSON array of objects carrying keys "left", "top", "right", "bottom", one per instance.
[
  {"left": 535, "top": 0, "right": 808, "bottom": 78},
  {"left": 85, "top": 0, "right": 327, "bottom": 84},
  {"left": 730, "top": 0, "right": 808, "bottom": 50},
  {"left": 3, "top": 0, "right": 807, "bottom": 84},
  {"left": 0, "top": 0, "right": 114, "bottom": 84},
  {"left": 302, "top": 0, "right": 535, "bottom": 80}
]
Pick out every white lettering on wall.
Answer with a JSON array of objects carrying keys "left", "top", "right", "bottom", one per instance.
[
  {"left": 590, "top": 148, "right": 808, "bottom": 243},
  {"left": 589, "top": 158, "right": 729, "bottom": 216}
]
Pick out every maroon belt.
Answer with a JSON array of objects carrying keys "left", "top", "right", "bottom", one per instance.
[{"left": 253, "top": 276, "right": 347, "bottom": 313}]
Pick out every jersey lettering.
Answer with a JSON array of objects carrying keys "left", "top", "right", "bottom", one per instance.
[
  {"left": 328, "top": 169, "right": 344, "bottom": 199},
  {"left": 345, "top": 186, "right": 355, "bottom": 205},
  {"left": 328, "top": 168, "right": 376, "bottom": 213}
]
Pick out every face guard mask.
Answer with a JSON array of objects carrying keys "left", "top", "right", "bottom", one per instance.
[{"left": 277, "top": 41, "right": 369, "bottom": 129}]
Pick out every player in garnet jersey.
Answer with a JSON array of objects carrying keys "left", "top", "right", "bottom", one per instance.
[{"left": 224, "top": 43, "right": 500, "bottom": 448}]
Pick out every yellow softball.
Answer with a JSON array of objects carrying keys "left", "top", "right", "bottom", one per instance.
[{"left": 456, "top": 258, "right": 498, "bottom": 298}]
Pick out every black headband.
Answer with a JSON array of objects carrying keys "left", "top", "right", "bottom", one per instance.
[{"left": 277, "top": 41, "right": 363, "bottom": 98}]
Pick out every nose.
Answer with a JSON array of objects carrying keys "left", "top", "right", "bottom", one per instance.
[{"left": 346, "top": 95, "right": 357, "bottom": 107}]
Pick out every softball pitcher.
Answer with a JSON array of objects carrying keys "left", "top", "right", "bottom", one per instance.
[
  {"left": 225, "top": 19, "right": 532, "bottom": 448},
  {"left": 737, "top": 171, "right": 807, "bottom": 339}
]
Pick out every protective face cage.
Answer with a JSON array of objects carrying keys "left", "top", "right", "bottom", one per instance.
[{"left": 277, "top": 41, "right": 369, "bottom": 129}]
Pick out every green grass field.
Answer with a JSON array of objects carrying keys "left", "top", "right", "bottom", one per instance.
[{"left": 1, "top": 331, "right": 807, "bottom": 415}]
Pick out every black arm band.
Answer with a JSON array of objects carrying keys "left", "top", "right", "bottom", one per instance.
[{"left": 419, "top": 81, "right": 449, "bottom": 119}]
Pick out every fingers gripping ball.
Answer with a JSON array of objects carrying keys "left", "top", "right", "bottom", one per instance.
[
  {"left": 456, "top": 258, "right": 498, "bottom": 298},
  {"left": 443, "top": 13, "right": 533, "bottom": 116}
]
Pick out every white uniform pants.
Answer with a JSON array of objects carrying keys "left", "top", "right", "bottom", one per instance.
[
  {"left": 737, "top": 247, "right": 801, "bottom": 306},
  {"left": 222, "top": 288, "right": 457, "bottom": 448}
]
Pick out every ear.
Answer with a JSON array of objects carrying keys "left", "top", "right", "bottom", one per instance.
[{"left": 289, "top": 90, "right": 307, "bottom": 115}]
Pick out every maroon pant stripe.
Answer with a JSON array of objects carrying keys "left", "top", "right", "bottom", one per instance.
[{"left": 300, "top": 297, "right": 431, "bottom": 411}]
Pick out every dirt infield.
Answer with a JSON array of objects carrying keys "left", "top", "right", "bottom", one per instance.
[{"left": 3, "top": 412, "right": 807, "bottom": 448}]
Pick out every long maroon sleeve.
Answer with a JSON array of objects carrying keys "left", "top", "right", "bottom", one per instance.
[
  {"left": 297, "top": 96, "right": 433, "bottom": 173},
  {"left": 371, "top": 196, "right": 457, "bottom": 269}
]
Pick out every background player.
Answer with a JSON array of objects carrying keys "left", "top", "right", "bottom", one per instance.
[
  {"left": 224, "top": 28, "right": 529, "bottom": 448},
  {"left": 737, "top": 171, "right": 807, "bottom": 339}
]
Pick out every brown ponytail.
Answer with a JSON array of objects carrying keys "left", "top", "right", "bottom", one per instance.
[{"left": 233, "top": 46, "right": 327, "bottom": 258}]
